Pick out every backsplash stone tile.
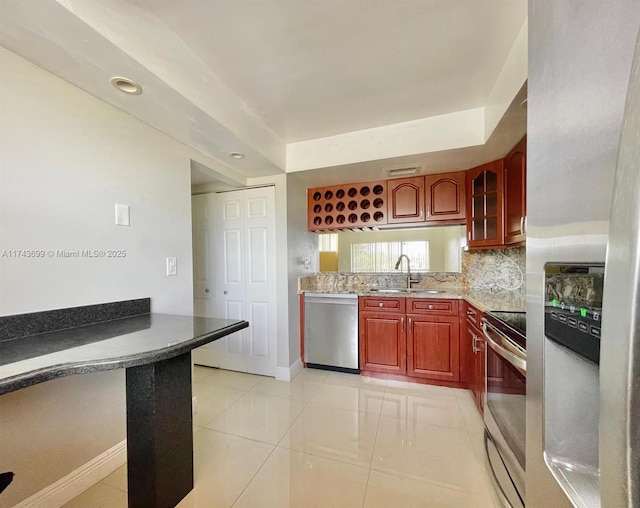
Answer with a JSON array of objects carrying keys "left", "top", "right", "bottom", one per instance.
[
  {"left": 462, "top": 247, "right": 525, "bottom": 290},
  {"left": 299, "top": 247, "right": 525, "bottom": 292}
]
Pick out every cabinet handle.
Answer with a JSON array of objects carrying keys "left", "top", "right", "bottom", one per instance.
[
  {"left": 467, "top": 309, "right": 474, "bottom": 315},
  {"left": 520, "top": 216, "right": 525, "bottom": 234},
  {"left": 427, "top": 205, "right": 430, "bottom": 217},
  {"left": 472, "top": 334, "right": 479, "bottom": 353},
  {"left": 401, "top": 317, "right": 405, "bottom": 332},
  {"left": 468, "top": 231, "right": 471, "bottom": 241},
  {"left": 428, "top": 304, "right": 433, "bottom": 310},
  {"left": 378, "top": 302, "right": 384, "bottom": 308}
]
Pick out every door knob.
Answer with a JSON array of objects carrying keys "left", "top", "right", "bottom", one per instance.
[
  {"left": 223, "top": 290, "right": 228, "bottom": 295},
  {"left": 205, "top": 288, "right": 210, "bottom": 293}
]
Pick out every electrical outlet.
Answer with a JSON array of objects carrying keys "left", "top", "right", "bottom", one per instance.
[{"left": 166, "top": 257, "right": 177, "bottom": 276}]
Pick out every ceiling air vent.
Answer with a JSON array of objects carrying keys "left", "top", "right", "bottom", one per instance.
[{"left": 388, "top": 166, "right": 420, "bottom": 177}]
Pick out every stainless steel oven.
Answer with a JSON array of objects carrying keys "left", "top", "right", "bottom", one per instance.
[{"left": 482, "top": 311, "right": 527, "bottom": 508}]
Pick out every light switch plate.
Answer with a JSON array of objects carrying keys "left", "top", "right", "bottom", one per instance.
[
  {"left": 115, "top": 203, "right": 130, "bottom": 226},
  {"left": 166, "top": 257, "right": 177, "bottom": 276}
]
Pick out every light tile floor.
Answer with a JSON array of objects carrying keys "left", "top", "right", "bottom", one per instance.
[{"left": 64, "top": 367, "right": 500, "bottom": 508}]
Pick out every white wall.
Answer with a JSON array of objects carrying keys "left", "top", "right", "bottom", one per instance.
[
  {"left": 285, "top": 173, "right": 319, "bottom": 366},
  {"left": 0, "top": 49, "right": 194, "bottom": 316},
  {"left": 0, "top": 47, "right": 205, "bottom": 505}
]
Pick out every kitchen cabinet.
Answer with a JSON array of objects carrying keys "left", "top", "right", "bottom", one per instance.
[
  {"left": 504, "top": 136, "right": 527, "bottom": 245},
  {"left": 407, "top": 314, "right": 460, "bottom": 382},
  {"left": 359, "top": 297, "right": 461, "bottom": 384},
  {"left": 359, "top": 297, "right": 406, "bottom": 374},
  {"left": 307, "top": 171, "right": 467, "bottom": 231},
  {"left": 466, "top": 303, "right": 485, "bottom": 413},
  {"left": 465, "top": 137, "right": 527, "bottom": 249},
  {"left": 387, "top": 176, "right": 426, "bottom": 224},
  {"left": 307, "top": 180, "right": 388, "bottom": 232},
  {"left": 425, "top": 171, "right": 466, "bottom": 223},
  {"left": 466, "top": 159, "right": 504, "bottom": 248}
]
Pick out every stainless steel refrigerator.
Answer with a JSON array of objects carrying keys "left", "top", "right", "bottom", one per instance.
[{"left": 528, "top": 2, "right": 640, "bottom": 507}]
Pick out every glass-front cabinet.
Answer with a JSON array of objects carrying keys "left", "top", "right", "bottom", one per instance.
[{"left": 466, "top": 160, "right": 504, "bottom": 248}]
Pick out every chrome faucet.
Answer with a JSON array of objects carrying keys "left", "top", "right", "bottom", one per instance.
[{"left": 395, "top": 254, "right": 419, "bottom": 289}]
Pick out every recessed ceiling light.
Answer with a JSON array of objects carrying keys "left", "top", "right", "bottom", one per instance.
[
  {"left": 110, "top": 77, "right": 142, "bottom": 95},
  {"left": 228, "top": 152, "right": 245, "bottom": 159}
]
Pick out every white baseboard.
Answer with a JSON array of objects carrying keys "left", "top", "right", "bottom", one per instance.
[
  {"left": 275, "top": 357, "right": 303, "bottom": 382},
  {"left": 14, "top": 440, "right": 127, "bottom": 508}
]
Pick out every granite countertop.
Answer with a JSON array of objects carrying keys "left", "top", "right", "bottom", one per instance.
[
  {"left": 301, "top": 287, "right": 525, "bottom": 313},
  {"left": 0, "top": 314, "right": 248, "bottom": 395}
]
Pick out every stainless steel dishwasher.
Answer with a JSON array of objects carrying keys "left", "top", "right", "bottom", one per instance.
[{"left": 304, "top": 293, "right": 359, "bottom": 373}]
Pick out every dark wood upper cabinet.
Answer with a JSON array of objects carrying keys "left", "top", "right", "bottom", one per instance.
[
  {"left": 425, "top": 171, "right": 466, "bottom": 223},
  {"left": 504, "top": 136, "right": 527, "bottom": 245},
  {"left": 307, "top": 171, "right": 469, "bottom": 231},
  {"left": 387, "top": 176, "right": 426, "bottom": 224},
  {"left": 307, "top": 181, "right": 387, "bottom": 232},
  {"left": 466, "top": 159, "right": 505, "bottom": 248}
]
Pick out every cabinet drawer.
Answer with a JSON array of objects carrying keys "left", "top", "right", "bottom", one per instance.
[
  {"left": 407, "top": 298, "right": 458, "bottom": 316},
  {"left": 466, "top": 303, "right": 482, "bottom": 328},
  {"left": 359, "top": 297, "right": 406, "bottom": 313}
]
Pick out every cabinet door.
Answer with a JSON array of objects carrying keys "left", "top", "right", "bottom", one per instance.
[
  {"left": 425, "top": 171, "right": 466, "bottom": 222},
  {"left": 504, "top": 136, "right": 527, "bottom": 245},
  {"left": 359, "top": 312, "right": 406, "bottom": 374},
  {"left": 466, "top": 160, "right": 504, "bottom": 248},
  {"left": 387, "top": 176, "right": 426, "bottom": 224},
  {"left": 407, "top": 314, "right": 460, "bottom": 381}
]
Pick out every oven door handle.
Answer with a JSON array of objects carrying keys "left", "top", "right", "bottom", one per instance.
[{"left": 482, "top": 321, "right": 527, "bottom": 376}]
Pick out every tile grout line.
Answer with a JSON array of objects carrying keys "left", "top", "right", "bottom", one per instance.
[
  {"left": 229, "top": 373, "right": 326, "bottom": 508},
  {"left": 360, "top": 380, "right": 388, "bottom": 508}
]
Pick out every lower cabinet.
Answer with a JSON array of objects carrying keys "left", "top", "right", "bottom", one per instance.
[
  {"left": 407, "top": 315, "right": 460, "bottom": 382},
  {"left": 359, "top": 297, "right": 461, "bottom": 384},
  {"left": 359, "top": 311, "right": 406, "bottom": 374},
  {"left": 466, "top": 303, "right": 486, "bottom": 413}
]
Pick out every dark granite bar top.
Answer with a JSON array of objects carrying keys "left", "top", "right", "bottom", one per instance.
[{"left": 0, "top": 313, "right": 248, "bottom": 396}]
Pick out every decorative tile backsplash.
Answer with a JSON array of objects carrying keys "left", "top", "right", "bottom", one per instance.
[
  {"left": 299, "top": 247, "right": 525, "bottom": 292},
  {"left": 462, "top": 247, "right": 525, "bottom": 290}
]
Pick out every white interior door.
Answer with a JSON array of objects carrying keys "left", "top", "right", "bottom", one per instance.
[
  {"left": 191, "top": 193, "right": 219, "bottom": 367},
  {"left": 215, "top": 187, "right": 277, "bottom": 376},
  {"left": 243, "top": 187, "right": 277, "bottom": 376},
  {"left": 215, "top": 191, "right": 248, "bottom": 372}
]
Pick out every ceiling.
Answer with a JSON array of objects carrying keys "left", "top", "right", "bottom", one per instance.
[{"left": 0, "top": 0, "right": 528, "bottom": 187}]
